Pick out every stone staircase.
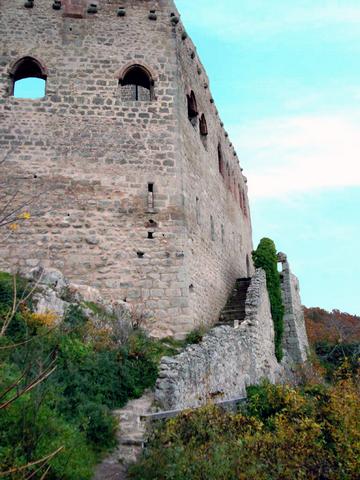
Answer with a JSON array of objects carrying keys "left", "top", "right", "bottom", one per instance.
[
  {"left": 218, "top": 278, "right": 251, "bottom": 326},
  {"left": 93, "top": 391, "right": 154, "bottom": 480}
]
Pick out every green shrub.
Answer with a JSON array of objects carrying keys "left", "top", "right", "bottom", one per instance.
[
  {"left": 185, "top": 326, "right": 206, "bottom": 345},
  {"left": 0, "top": 272, "right": 177, "bottom": 479},
  {"left": 252, "top": 238, "right": 284, "bottom": 361},
  {"left": 129, "top": 375, "right": 360, "bottom": 480}
]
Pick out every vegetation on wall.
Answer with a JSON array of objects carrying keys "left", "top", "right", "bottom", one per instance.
[
  {"left": 252, "top": 238, "right": 284, "bottom": 361},
  {"left": 129, "top": 369, "right": 360, "bottom": 480},
  {"left": 0, "top": 272, "right": 184, "bottom": 480}
]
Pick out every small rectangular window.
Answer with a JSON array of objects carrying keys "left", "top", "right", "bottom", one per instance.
[{"left": 147, "top": 183, "right": 154, "bottom": 211}]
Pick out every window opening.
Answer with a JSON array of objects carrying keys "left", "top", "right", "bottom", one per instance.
[
  {"left": 187, "top": 90, "right": 198, "bottom": 124},
  {"left": 11, "top": 57, "right": 47, "bottom": 98},
  {"left": 218, "top": 144, "right": 224, "bottom": 178},
  {"left": 147, "top": 183, "right": 155, "bottom": 211},
  {"left": 120, "top": 65, "right": 153, "bottom": 101},
  {"left": 199, "top": 114, "right": 208, "bottom": 136}
]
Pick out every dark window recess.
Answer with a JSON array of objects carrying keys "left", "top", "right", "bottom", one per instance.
[
  {"left": 137, "top": 251, "right": 145, "bottom": 258},
  {"left": 147, "top": 232, "right": 154, "bottom": 239},
  {"left": 199, "top": 114, "right": 208, "bottom": 136},
  {"left": 120, "top": 65, "right": 153, "bottom": 101},
  {"left": 147, "top": 183, "right": 155, "bottom": 211},
  {"left": 10, "top": 56, "right": 47, "bottom": 98},
  {"left": 187, "top": 90, "right": 198, "bottom": 123},
  {"left": 218, "top": 144, "right": 225, "bottom": 178}
]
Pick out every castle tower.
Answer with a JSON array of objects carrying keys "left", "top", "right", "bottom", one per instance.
[{"left": 0, "top": 0, "right": 253, "bottom": 337}]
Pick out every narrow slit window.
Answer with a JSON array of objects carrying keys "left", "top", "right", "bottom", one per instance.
[
  {"left": 218, "top": 144, "right": 224, "bottom": 178},
  {"left": 147, "top": 183, "right": 154, "bottom": 211},
  {"left": 199, "top": 114, "right": 208, "bottom": 136}
]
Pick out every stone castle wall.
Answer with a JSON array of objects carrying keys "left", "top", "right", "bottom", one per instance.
[
  {"left": 155, "top": 269, "right": 282, "bottom": 410},
  {"left": 174, "top": 28, "right": 253, "bottom": 329},
  {"left": 0, "top": 0, "right": 253, "bottom": 336}
]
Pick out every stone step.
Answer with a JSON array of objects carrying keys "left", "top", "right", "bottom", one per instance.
[
  {"left": 93, "top": 391, "right": 155, "bottom": 480},
  {"left": 218, "top": 277, "right": 252, "bottom": 326}
]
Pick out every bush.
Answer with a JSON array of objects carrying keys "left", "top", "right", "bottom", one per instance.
[
  {"left": 252, "top": 238, "right": 284, "bottom": 361},
  {"left": 129, "top": 375, "right": 360, "bottom": 480},
  {"left": 0, "top": 273, "right": 174, "bottom": 479}
]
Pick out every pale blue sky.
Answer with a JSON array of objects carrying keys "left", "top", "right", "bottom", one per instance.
[
  {"left": 176, "top": 0, "right": 360, "bottom": 314},
  {"left": 17, "top": 1, "right": 360, "bottom": 313}
]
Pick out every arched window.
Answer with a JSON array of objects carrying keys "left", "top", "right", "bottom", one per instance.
[
  {"left": 119, "top": 65, "right": 153, "bottom": 101},
  {"left": 187, "top": 90, "right": 198, "bottom": 122},
  {"left": 10, "top": 57, "right": 47, "bottom": 98},
  {"left": 218, "top": 144, "right": 224, "bottom": 178},
  {"left": 199, "top": 114, "right": 208, "bottom": 136}
]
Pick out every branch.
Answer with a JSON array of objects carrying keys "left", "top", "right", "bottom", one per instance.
[
  {"left": 0, "top": 361, "right": 57, "bottom": 410},
  {"left": 0, "top": 446, "right": 64, "bottom": 477}
]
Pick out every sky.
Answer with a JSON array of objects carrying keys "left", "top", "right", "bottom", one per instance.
[
  {"left": 17, "top": 1, "right": 360, "bottom": 314},
  {"left": 176, "top": 0, "right": 360, "bottom": 314}
]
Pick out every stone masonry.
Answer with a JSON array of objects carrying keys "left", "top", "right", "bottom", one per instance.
[
  {"left": 278, "top": 252, "right": 309, "bottom": 364},
  {"left": 155, "top": 269, "right": 282, "bottom": 410},
  {"left": 0, "top": 0, "right": 253, "bottom": 338},
  {"left": 155, "top": 264, "right": 310, "bottom": 411}
]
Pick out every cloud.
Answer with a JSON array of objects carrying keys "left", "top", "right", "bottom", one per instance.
[
  {"left": 177, "top": 0, "right": 360, "bottom": 41},
  {"left": 231, "top": 113, "right": 360, "bottom": 198}
]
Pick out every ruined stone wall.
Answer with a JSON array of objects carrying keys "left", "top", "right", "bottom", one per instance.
[
  {"left": 173, "top": 22, "right": 254, "bottom": 329},
  {"left": 0, "top": 0, "right": 253, "bottom": 336},
  {"left": 278, "top": 253, "right": 309, "bottom": 364},
  {"left": 155, "top": 269, "right": 281, "bottom": 410}
]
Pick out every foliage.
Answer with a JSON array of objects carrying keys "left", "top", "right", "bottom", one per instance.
[
  {"left": 0, "top": 273, "right": 180, "bottom": 479},
  {"left": 0, "top": 271, "right": 207, "bottom": 479},
  {"left": 304, "top": 307, "right": 360, "bottom": 380},
  {"left": 252, "top": 238, "right": 285, "bottom": 361},
  {"left": 185, "top": 326, "right": 206, "bottom": 345},
  {"left": 129, "top": 374, "right": 360, "bottom": 480},
  {"left": 305, "top": 307, "right": 360, "bottom": 344},
  {"left": 314, "top": 341, "right": 359, "bottom": 379}
]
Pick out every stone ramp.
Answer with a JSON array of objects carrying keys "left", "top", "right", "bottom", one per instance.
[
  {"left": 218, "top": 278, "right": 251, "bottom": 326},
  {"left": 93, "top": 391, "right": 154, "bottom": 480}
]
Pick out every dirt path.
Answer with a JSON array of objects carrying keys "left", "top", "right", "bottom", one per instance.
[{"left": 93, "top": 391, "right": 154, "bottom": 480}]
